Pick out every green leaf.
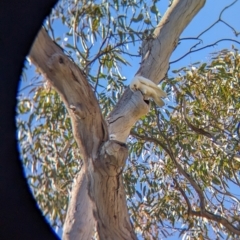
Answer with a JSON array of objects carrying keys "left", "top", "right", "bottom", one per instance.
[
  {"left": 150, "top": 5, "right": 158, "bottom": 15},
  {"left": 132, "top": 13, "right": 144, "bottom": 22},
  {"left": 136, "top": 190, "right": 142, "bottom": 200},
  {"left": 115, "top": 54, "right": 131, "bottom": 66},
  {"left": 212, "top": 176, "right": 221, "bottom": 185}
]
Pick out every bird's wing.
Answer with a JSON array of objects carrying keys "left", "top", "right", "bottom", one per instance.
[{"left": 130, "top": 76, "right": 166, "bottom": 106}]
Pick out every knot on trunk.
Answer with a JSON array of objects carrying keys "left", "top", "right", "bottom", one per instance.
[{"left": 96, "top": 140, "right": 128, "bottom": 176}]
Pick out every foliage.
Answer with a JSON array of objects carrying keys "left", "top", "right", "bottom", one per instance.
[
  {"left": 17, "top": 82, "right": 82, "bottom": 228},
  {"left": 17, "top": 0, "right": 240, "bottom": 239},
  {"left": 128, "top": 48, "right": 240, "bottom": 239},
  {"left": 18, "top": 0, "right": 164, "bottom": 232}
]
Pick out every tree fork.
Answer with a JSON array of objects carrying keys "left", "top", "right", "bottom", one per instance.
[
  {"left": 29, "top": 0, "right": 206, "bottom": 239},
  {"left": 29, "top": 29, "right": 137, "bottom": 239}
]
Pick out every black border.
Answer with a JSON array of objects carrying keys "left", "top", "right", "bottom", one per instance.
[{"left": 0, "top": 1, "right": 59, "bottom": 239}]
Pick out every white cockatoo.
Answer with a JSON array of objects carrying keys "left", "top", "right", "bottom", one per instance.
[{"left": 130, "top": 75, "right": 167, "bottom": 106}]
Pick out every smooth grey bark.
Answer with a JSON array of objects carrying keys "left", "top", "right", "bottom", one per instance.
[
  {"left": 108, "top": 0, "right": 206, "bottom": 142},
  {"left": 29, "top": 0, "right": 206, "bottom": 239}
]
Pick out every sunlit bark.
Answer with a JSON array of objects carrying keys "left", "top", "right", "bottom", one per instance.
[{"left": 29, "top": 0, "right": 206, "bottom": 238}]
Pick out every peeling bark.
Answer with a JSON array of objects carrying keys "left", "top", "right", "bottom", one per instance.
[
  {"left": 29, "top": 29, "right": 136, "bottom": 239},
  {"left": 92, "top": 141, "right": 136, "bottom": 239},
  {"left": 28, "top": 0, "right": 206, "bottom": 239}
]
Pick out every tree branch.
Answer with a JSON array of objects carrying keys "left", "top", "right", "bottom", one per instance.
[
  {"left": 108, "top": 0, "right": 206, "bottom": 142},
  {"left": 28, "top": 0, "right": 206, "bottom": 239},
  {"left": 29, "top": 29, "right": 108, "bottom": 160},
  {"left": 171, "top": 0, "right": 239, "bottom": 64},
  {"left": 191, "top": 210, "right": 240, "bottom": 236},
  {"left": 171, "top": 39, "right": 240, "bottom": 64},
  {"left": 133, "top": 133, "right": 240, "bottom": 236},
  {"left": 29, "top": 28, "right": 136, "bottom": 240}
]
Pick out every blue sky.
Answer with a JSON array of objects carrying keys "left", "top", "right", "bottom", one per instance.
[
  {"left": 170, "top": 0, "right": 240, "bottom": 68},
  {"left": 18, "top": 0, "right": 240, "bottom": 239},
  {"left": 21, "top": 0, "right": 240, "bottom": 89}
]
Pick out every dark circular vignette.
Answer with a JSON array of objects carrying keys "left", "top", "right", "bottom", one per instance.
[{"left": 0, "top": 1, "right": 59, "bottom": 239}]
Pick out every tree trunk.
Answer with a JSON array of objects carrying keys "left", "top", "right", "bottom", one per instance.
[{"left": 29, "top": 0, "right": 206, "bottom": 239}]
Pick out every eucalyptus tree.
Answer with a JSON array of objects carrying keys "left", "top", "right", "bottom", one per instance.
[{"left": 17, "top": 0, "right": 240, "bottom": 239}]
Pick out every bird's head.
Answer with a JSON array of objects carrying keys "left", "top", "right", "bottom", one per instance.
[{"left": 130, "top": 82, "right": 139, "bottom": 92}]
